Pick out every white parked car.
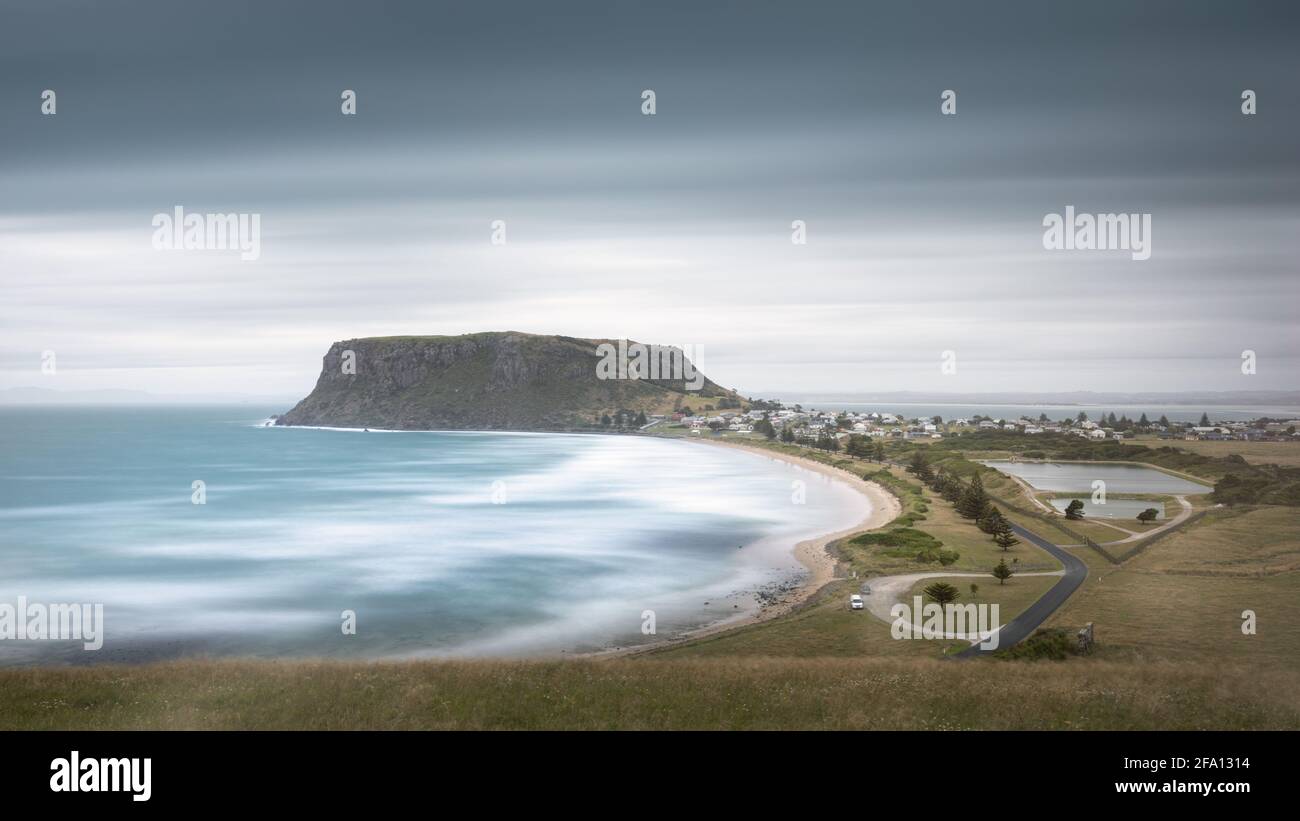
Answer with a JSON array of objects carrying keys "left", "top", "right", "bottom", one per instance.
[{"left": 849, "top": 594, "right": 864, "bottom": 610}]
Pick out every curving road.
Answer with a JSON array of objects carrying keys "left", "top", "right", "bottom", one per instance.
[
  {"left": 862, "top": 568, "right": 1064, "bottom": 639},
  {"left": 821, "top": 455, "right": 1088, "bottom": 655},
  {"left": 956, "top": 523, "right": 1088, "bottom": 657}
]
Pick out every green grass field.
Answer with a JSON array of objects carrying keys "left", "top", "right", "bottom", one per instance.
[
  {"left": 1130, "top": 436, "right": 1300, "bottom": 468},
  {"left": 2, "top": 656, "right": 1295, "bottom": 730},
  {"left": 1045, "top": 505, "right": 1300, "bottom": 667},
  {"left": 649, "top": 571, "right": 1058, "bottom": 660},
  {"left": 905, "top": 573, "right": 1060, "bottom": 622}
]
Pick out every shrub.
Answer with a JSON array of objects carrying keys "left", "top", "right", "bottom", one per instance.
[
  {"left": 994, "top": 628, "right": 1078, "bottom": 661},
  {"left": 850, "top": 527, "right": 945, "bottom": 563},
  {"left": 850, "top": 528, "right": 943, "bottom": 551}
]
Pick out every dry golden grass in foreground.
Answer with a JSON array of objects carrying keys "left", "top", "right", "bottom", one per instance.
[
  {"left": 2, "top": 656, "right": 1296, "bottom": 730},
  {"left": 1046, "top": 506, "right": 1300, "bottom": 666}
]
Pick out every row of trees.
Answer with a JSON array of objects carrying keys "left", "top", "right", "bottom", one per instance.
[
  {"left": 811, "top": 431, "right": 840, "bottom": 451},
  {"left": 970, "top": 411, "right": 1182, "bottom": 430},
  {"left": 597, "top": 410, "right": 648, "bottom": 428},
  {"left": 907, "top": 452, "right": 1021, "bottom": 551},
  {"left": 845, "top": 434, "right": 887, "bottom": 462},
  {"left": 779, "top": 424, "right": 842, "bottom": 451}
]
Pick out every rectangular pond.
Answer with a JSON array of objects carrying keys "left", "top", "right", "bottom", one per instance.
[
  {"left": 982, "top": 460, "right": 1211, "bottom": 495},
  {"left": 1048, "top": 498, "right": 1165, "bottom": 520}
]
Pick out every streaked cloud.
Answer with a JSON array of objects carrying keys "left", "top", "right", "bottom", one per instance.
[{"left": 2, "top": 1, "right": 1297, "bottom": 398}]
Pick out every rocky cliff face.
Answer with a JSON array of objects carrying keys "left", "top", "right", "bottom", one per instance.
[{"left": 275, "top": 332, "right": 739, "bottom": 430}]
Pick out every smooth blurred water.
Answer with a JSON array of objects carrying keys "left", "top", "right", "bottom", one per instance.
[{"left": 0, "top": 407, "right": 868, "bottom": 664}]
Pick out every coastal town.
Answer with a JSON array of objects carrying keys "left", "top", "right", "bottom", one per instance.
[{"left": 665, "top": 405, "right": 1300, "bottom": 444}]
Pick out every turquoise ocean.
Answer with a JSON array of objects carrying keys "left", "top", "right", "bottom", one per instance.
[{"left": 0, "top": 407, "right": 868, "bottom": 664}]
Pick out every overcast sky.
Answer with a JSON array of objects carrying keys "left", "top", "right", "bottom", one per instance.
[{"left": 2, "top": 0, "right": 1297, "bottom": 400}]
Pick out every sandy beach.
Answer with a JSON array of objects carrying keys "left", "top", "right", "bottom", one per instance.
[{"left": 599, "top": 437, "right": 902, "bottom": 656}]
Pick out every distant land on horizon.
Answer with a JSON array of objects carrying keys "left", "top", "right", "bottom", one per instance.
[
  {"left": 4, "top": 384, "right": 1299, "bottom": 411},
  {"left": 758, "top": 390, "right": 1300, "bottom": 407}
]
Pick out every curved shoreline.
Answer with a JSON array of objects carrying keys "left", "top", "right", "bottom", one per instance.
[
  {"left": 594, "top": 438, "right": 902, "bottom": 657},
  {"left": 274, "top": 422, "right": 903, "bottom": 658}
]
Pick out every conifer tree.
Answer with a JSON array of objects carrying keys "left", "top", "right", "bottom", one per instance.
[
  {"left": 992, "top": 558, "right": 1014, "bottom": 585},
  {"left": 957, "top": 473, "right": 990, "bottom": 519}
]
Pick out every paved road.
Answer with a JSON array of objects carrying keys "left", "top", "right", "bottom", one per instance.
[
  {"left": 780, "top": 453, "right": 1089, "bottom": 655},
  {"left": 1102, "top": 494, "right": 1193, "bottom": 545},
  {"left": 863, "top": 569, "right": 1064, "bottom": 638},
  {"left": 957, "top": 523, "right": 1088, "bottom": 657},
  {"left": 867, "top": 456, "right": 1090, "bottom": 654}
]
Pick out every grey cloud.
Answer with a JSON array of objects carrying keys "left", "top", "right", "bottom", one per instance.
[{"left": 1, "top": 0, "right": 1297, "bottom": 396}]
